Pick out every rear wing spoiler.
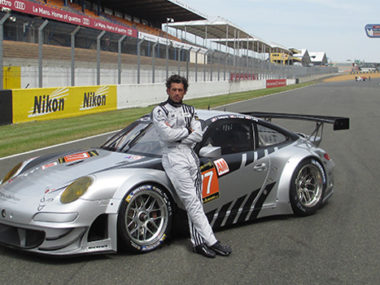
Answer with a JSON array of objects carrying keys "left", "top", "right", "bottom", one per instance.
[
  {"left": 242, "top": 112, "right": 349, "bottom": 130},
  {"left": 241, "top": 111, "right": 350, "bottom": 146}
]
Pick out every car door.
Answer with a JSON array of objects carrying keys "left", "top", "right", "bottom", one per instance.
[
  {"left": 197, "top": 118, "right": 270, "bottom": 228},
  {"left": 253, "top": 121, "right": 292, "bottom": 207}
]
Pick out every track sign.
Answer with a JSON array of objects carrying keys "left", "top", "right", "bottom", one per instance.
[{"left": 365, "top": 24, "right": 380, "bottom": 38}]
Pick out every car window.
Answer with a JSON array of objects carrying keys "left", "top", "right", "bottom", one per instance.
[
  {"left": 127, "top": 124, "right": 162, "bottom": 155},
  {"left": 257, "top": 123, "right": 287, "bottom": 147},
  {"left": 101, "top": 122, "right": 162, "bottom": 156},
  {"left": 202, "top": 119, "right": 254, "bottom": 155}
]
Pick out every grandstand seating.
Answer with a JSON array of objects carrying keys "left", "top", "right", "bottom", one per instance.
[
  {"left": 40, "top": 0, "right": 181, "bottom": 42},
  {"left": 2, "top": 40, "right": 172, "bottom": 66}
]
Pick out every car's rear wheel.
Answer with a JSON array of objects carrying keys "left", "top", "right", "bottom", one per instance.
[
  {"left": 289, "top": 158, "right": 326, "bottom": 216},
  {"left": 117, "top": 184, "right": 172, "bottom": 253}
]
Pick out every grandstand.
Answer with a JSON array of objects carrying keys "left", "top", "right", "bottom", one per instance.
[{"left": 0, "top": 0, "right": 336, "bottom": 89}]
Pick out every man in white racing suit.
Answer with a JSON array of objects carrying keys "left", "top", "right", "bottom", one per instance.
[{"left": 152, "top": 74, "right": 232, "bottom": 258}]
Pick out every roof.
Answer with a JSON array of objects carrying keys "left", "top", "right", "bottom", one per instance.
[
  {"left": 168, "top": 17, "right": 289, "bottom": 54},
  {"left": 210, "top": 38, "right": 271, "bottom": 53},
  {"left": 168, "top": 17, "right": 251, "bottom": 40},
  {"left": 309, "top": 52, "right": 327, "bottom": 63},
  {"left": 293, "top": 49, "right": 309, "bottom": 58},
  {"left": 96, "top": 0, "right": 207, "bottom": 23}
]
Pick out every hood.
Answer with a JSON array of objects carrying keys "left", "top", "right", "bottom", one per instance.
[{"left": 0, "top": 148, "right": 161, "bottom": 200}]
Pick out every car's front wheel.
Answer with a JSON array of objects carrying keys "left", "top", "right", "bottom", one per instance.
[
  {"left": 289, "top": 158, "right": 326, "bottom": 216},
  {"left": 117, "top": 184, "right": 172, "bottom": 253}
]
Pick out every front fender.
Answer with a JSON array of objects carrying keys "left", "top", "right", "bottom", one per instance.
[{"left": 84, "top": 168, "right": 183, "bottom": 213}]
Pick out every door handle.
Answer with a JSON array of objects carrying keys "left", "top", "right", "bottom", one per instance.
[{"left": 253, "top": 163, "right": 267, "bottom": 172}]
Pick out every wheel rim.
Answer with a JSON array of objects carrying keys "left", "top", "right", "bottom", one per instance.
[
  {"left": 125, "top": 190, "right": 168, "bottom": 246},
  {"left": 295, "top": 164, "right": 323, "bottom": 208}
]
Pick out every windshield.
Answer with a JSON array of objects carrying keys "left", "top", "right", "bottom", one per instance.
[{"left": 101, "top": 121, "right": 162, "bottom": 156}]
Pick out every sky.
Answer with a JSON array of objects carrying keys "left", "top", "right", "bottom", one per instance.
[{"left": 180, "top": 0, "right": 380, "bottom": 63}]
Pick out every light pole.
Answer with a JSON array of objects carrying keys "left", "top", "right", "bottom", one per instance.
[{"left": 166, "top": 17, "right": 174, "bottom": 79}]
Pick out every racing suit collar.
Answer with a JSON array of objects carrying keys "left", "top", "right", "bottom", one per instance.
[{"left": 167, "top": 97, "right": 183, "bottom": 107}]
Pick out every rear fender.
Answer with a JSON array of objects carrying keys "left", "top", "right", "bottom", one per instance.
[{"left": 276, "top": 153, "right": 324, "bottom": 209}]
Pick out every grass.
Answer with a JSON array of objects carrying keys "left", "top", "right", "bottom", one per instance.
[{"left": 0, "top": 81, "right": 315, "bottom": 158}]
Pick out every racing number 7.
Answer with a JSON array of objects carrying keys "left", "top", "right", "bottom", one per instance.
[
  {"left": 201, "top": 168, "right": 220, "bottom": 202},
  {"left": 203, "top": 171, "right": 213, "bottom": 195}
]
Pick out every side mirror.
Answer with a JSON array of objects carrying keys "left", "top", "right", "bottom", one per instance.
[{"left": 199, "top": 145, "right": 221, "bottom": 158}]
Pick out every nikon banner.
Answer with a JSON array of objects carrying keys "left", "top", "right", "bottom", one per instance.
[{"left": 12, "top": 85, "right": 117, "bottom": 123}]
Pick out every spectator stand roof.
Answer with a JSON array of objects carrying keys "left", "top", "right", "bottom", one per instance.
[
  {"left": 85, "top": 1, "right": 291, "bottom": 58},
  {"left": 89, "top": 0, "right": 209, "bottom": 51},
  {"left": 167, "top": 17, "right": 290, "bottom": 56},
  {"left": 96, "top": 0, "right": 206, "bottom": 25},
  {"left": 309, "top": 51, "right": 327, "bottom": 65}
]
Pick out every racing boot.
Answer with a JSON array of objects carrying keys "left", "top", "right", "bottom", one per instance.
[
  {"left": 209, "top": 241, "right": 232, "bottom": 256},
  {"left": 193, "top": 243, "right": 216, "bottom": 258}
]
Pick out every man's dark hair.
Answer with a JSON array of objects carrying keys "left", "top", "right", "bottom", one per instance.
[{"left": 166, "top": 74, "right": 189, "bottom": 91}]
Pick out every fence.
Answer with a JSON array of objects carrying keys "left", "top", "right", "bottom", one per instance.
[{"left": 0, "top": 11, "right": 338, "bottom": 89}]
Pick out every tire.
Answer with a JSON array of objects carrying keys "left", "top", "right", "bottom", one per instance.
[
  {"left": 289, "top": 158, "right": 326, "bottom": 216},
  {"left": 117, "top": 184, "right": 173, "bottom": 253}
]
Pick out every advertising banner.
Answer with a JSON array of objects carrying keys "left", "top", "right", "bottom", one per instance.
[
  {"left": 266, "top": 79, "right": 287, "bottom": 88},
  {"left": 0, "top": 0, "right": 137, "bottom": 37},
  {"left": 12, "top": 85, "right": 117, "bottom": 123},
  {"left": 0, "top": 90, "right": 12, "bottom": 125},
  {"left": 365, "top": 24, "right": 380, "bottom": 38}
]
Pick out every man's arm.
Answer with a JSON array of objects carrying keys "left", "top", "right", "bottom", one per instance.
[
  {"left": 181, "top": 112, "right": 203, "bottom": 144},
  {"left": 152, "top": 106, "right": 189, "bottom": 142}
]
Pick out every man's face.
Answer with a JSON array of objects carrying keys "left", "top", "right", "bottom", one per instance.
[{"left": 167, "top": 82, "right": 186, "bottom": 103}]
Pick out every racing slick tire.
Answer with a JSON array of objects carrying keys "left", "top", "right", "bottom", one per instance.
[
  {"left": 289, "top": 158, "right": 326, "bottom": 216},
  {"left": 117, "top": 184, "right": 173, "bottom": 253}
]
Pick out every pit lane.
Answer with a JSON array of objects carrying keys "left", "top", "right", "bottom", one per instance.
[{"left": 0, "top": 79, "right": 379, "bottom": 285}]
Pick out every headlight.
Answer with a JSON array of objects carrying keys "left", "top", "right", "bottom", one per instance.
[
  {"left": 60, "top": 176, "right": 93, "bottom": 204},
  {"left": 1, "top": 162, "right": 23, "bottom": 185}
]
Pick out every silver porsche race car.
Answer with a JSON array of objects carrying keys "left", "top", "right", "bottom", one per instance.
[{"left": 0, "top": 109, "right": 349, "bottom": 256}]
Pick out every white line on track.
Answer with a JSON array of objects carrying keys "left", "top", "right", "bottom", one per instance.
[{"left": 0, "top": 130, "right": 119, "bottom": 161}]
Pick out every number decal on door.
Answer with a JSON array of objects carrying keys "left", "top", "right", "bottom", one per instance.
[{"left": 201, "top": 168, "right": 220, "bottom": 203}]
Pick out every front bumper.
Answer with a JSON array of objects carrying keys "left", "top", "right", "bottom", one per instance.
[
  {"left": 0, "top": 199, "right": 120, "bottom": 256},
  {"left": 0, "top": 215, "right": 118, "bottom": 255}
]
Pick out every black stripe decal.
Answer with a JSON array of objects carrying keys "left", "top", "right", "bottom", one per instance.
[
  {"left": 246, "top": 151, "right": 255, "bottom": 166},
  {"left": 237, "top": 188, "right": 261, "bottom": 224},
  {"left": 212, "top": 202, "right": 233, "bottom": 229},
  {"left": 206, "top": 209, "right": 217, "bottom": 224},
  {"left": 223, "top": 154, "right": 243, "bottom": 173},
  {"left": 257, "top": 149, "right": 265, "bottom": 160},
  {"left": 248, "top": 182, "right": 276, "bottom": 221},
  {"left": 225, "top": 195, "right": 247, "bottom": 226}
]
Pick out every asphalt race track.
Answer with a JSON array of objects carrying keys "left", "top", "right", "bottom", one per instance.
[{"left": 0, "top": 79, "right": 379, "bottom": 285}]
